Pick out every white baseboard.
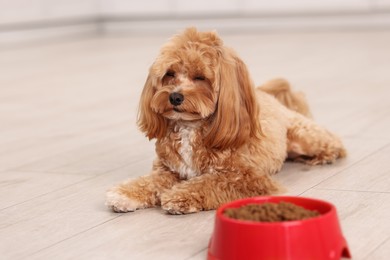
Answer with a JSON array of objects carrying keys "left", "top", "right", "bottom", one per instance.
[
  {"left": 101, "top": 12, "right": 390, "bottom": 34},
  {"left": 0, "top": 22, "right": 98, "bottom": 46}
]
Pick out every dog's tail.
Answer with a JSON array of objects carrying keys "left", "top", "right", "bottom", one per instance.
[{"left": 258, "top": 78, "right": 312, "bottom": 118}]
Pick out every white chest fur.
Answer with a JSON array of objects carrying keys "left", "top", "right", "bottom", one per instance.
[{"left": 173, "top": 124, "right": 199, "bottom": 180}]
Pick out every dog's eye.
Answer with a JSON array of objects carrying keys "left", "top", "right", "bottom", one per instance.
[
  {"left": 194, "top": 75, "right": 205, "bottom": 81},
  {"left": 165, "top": 71, "right": 175, "bottom": 78}
]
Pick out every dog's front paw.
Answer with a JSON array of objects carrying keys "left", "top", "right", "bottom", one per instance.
[
  {"left": 160, "top": 191, "right": 202, "bottom": 215},
  {"left": 105, "top": 188, "right": 144, "bottom": 213}
]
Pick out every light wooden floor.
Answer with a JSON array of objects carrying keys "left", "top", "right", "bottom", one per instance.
[{"left": 1, "top": 29, "right": 390, "bottom": 260}]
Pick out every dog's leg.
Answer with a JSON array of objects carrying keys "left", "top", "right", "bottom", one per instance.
[
  {"left": 287, "top": 113, "right": 346, "bottom": 165},
  {"left": 105, "top": 165, "right": 180, "bottom": 213},
  {"left": 258, "top": 78, "right": 312, "bottom": 118},
  {"left": 160, "top": 172, "right": 281, "bottom": 214}
]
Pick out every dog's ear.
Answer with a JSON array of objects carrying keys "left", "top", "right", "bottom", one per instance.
[
  {"left": 137, "top": 70, "right": 168, "bottom": 140},
  {"left": 204, "top": 49, "right": 262, "bottom": 149}
]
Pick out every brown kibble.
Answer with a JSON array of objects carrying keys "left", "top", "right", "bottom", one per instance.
[{"left": 223, "top": 201, "right": 320, "bottom": 222}]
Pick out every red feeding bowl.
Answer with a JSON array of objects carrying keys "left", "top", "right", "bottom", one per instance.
[{"left": 208, "top": 196, "right": 351, "bottom": 260}]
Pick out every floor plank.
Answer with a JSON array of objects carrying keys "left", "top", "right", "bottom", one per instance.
[
  {"left": 316, "top": 143, "right": 390, "bottom": 192},
  {"left": 365, "top": 238, "right": 390, "bottom": 260},
  {"left": 0, "top": 159, "right": 153, "bottom": 259},
  {"left": 274, "top": 138, "right": 389, "bottom": 195},
  {"left": 301, "top": 188, "right": 390, "bottom": 260},
  {"left": 29, "top": 209, "right": 214, "bottom": 260},
  {"left": 0, "top": 171, "right": 87, "bottom": 210}
]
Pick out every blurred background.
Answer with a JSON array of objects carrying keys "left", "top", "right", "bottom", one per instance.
[
  {"left": 1, "top": 0, "right": 390, "bottom": 44},
  {"left": 1, "top": 2, "right": 390, "bottom": 259}
]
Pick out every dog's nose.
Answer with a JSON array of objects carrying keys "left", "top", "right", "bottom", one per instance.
[{"left": 169, "top": 92, "right": 184, "bottom": 106}]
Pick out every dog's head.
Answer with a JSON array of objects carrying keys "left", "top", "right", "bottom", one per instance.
[{"left": 138, "top": 27, "right": 261, "bottom": 149}]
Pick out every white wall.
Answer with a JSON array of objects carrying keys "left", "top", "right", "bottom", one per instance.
[
  {"left": 0, "top": 0, "right": 390, "bottom": 43},
  {"left": 100, "top": 0, "right": 390, "bottom": 16},
  {"left": 2, "top": 0, "right": 390, "bottom": 25},
  {"left": 0, "top": 0, "right": 98, "bottom": 24}
]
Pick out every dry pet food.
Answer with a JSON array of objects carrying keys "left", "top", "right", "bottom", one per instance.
[{"left": 224, "top": 201, "right": 320, "bottom": 222}]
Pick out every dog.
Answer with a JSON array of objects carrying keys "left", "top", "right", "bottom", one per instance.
[{"left": 105, "top": 28, "right": 346, "bottom": 214}]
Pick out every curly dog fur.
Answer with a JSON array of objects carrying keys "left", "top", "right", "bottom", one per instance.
[{"left": 105, "top": 28, "right": 346, "bottom": 214}]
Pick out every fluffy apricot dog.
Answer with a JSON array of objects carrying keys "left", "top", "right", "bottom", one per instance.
[{"left": 106, "top": 28, "right": 346, "bottom": 214}]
